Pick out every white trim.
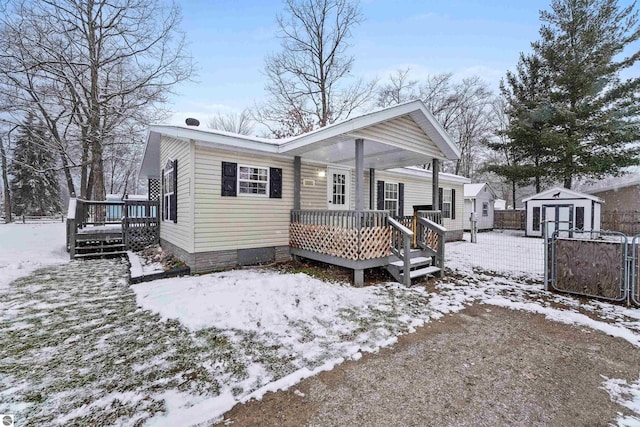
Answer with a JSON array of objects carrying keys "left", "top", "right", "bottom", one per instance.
[
  {"left": 163, "top": 159, "right": 175, "bottom": 222},
  {"left": 522, "top": 186, "right": 603, "bottom": 203},
  {"left": 237, "top": 164, "right": 269, "bottom": 197},
  {"left": 383, "top": 181, "right": 399, "bottom": 216}
]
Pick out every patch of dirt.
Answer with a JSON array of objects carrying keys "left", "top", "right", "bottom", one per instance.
[
  {"left": 273, "top": 258, "right": 396, "bottom": 285},
  {"left": 217, "top": 305, "right": 640, "bottom": 427},
  {"left": 139, "top": 245, "right": 186, "bottom": 270}
]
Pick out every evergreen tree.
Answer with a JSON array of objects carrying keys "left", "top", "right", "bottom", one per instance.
[
  {"left": 489, "top": 54, "right": 557, "bottom": 194},
  {"left": 9, "top": 114, "right": 61, "bottom": 216},
  {"left": 533, "top": 0, "right": 640, "bottom": 188}
]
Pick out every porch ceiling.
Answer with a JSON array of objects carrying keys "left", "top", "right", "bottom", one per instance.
[{"left": 285, "top": 136, "right": 437, "bottom": 170}]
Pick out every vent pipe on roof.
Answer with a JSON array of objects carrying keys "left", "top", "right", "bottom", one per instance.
[{"left": 185, "top": 118, "right": 200, "bottom": 127}]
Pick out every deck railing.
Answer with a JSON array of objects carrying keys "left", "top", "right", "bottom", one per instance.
[
  {"left": 290, "top": 210, "right": 391, "bottom": 260},
  {"left": 388, "top": 217, "right": 413, "bottom": 286},
  {"left": 416, "top": 214, "right": 446, "bottom": 276},
  {"left": 66, "top": 198, "right": 160, "bottom": 257}
]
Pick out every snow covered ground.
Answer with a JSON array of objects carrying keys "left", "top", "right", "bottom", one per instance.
[
  {"left": 447, "top": 230, "right": 545, "bottom": 278},
  {"left": 0, "top": 222, "right": 68, "bottom": 290},
  {"left": 0, "top": 225, "right": 639, "bottom": 426}
]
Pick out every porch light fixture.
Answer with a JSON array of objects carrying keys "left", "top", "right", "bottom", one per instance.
[{"left": 318, "top": 169, "right": 326, "bottom": 177}]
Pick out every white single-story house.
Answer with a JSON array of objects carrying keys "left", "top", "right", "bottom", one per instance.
[
  {"left": 138, "top": 100, "right": 469, "bottom": 285},
  {"left": 522, "top": 187, "right": 603, "bottom": 237},
  {"left": 463, "top": 183, "right": 496, "bottom": 231}
]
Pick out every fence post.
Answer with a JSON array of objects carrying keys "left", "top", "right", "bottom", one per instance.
[
  {"left": 470, "top": 212, "right": 477, "bottom": 243},
  {"left": 543, "top": 221, "right": 548, "bottom": 291}
]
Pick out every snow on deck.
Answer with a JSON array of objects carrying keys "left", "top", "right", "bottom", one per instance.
[{"left": 0, "top": 222, "right": 68, "bottom": 290}]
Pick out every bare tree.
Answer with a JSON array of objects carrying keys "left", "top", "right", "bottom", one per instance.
[
  {"left": 376, "top": 69, "right": 495, "bottom": 177},
  {"left": 376, "top": 68, "right": 418, "bottom": 107},
  {"left": 207, "top": 109, "right": 255, "bottom": 135},
  {"left": 0, "top": 0, "right": 193, "bottom": 200},
  {"left": 257, "top": 0, "right": 376, "bottom": 136}
]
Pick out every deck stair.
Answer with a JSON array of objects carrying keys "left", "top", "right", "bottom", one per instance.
[
  {"left": 385, "top": 249, "right": 441, "bottom": 283},
  {"left": 73, "top": 230, "right": 126, "bottom": 259}
]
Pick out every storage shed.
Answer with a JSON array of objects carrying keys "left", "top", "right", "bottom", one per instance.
[
  {"left": 463, "top": 183, "right": 496, "bottom": 230},
  {"left": 522, "top": 187, "right": 603, "bottom": 237}
]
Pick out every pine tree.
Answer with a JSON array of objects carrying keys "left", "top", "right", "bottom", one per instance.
[
  {"left": 533, "top": 0, "right": 640, "bottom": 188},
  {"left": 9, "top": 114, "right": 62, "bottom": 216},
  {"left": 490, "top": 54, "right": 558, "bottom": 194}
]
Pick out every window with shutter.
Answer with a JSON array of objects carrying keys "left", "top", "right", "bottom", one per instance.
[{"left": 269, "top": 168, "right": 282, "bottom": 198}]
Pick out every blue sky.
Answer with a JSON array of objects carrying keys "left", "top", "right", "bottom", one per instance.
[{"left": 167, "top": 0, "right": 633, "bottom": 125}]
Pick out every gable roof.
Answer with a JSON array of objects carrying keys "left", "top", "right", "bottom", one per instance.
[
  {"left": 464, "top": 183, "right": 496, "bottom": 198},
  {"left": 140, "top": 100, "right": 461, "bottom": 178},
  {"left": 522, "top": 186, "right": 603, "bottom": 203}
]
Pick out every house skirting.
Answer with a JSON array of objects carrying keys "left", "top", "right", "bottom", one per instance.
[{"left": 160, "top": 239, "right": 291, "bottom": 273}]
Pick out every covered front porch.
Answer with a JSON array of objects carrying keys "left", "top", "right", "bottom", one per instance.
[{"left": 281, "top": 104, "right": 460, "bottom": 286}]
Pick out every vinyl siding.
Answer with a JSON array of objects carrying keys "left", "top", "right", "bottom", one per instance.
[
  {"left": 159, "top": 136, "right": 194, "bottom": 253},
  {"left": 351, "top": 115, "right": 443, "bottom": 158},
  {"left": 366, "top": 170, "right": 464, "bottom": 232},
  {"left": 193, "top": 145, "right": 294, "bottom": 252}
]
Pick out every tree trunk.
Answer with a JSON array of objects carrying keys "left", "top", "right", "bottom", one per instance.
[
  {"left": 80, "top": 138, "right": 89, "bottom": 198},
  {"left": 59, "top": 151, "right": 76, "bottom": 198},
  {"left": 0, "top": 136, "right": 11, "bottom": 222},
  {"left": 511, "top": 180, "right": 516, "bottom": 210},
  {"left": 90, "top": 142, "right": 106, "bottom": 200}
]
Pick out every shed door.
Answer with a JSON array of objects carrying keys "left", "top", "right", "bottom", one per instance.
[
  {"left": 542, "top": 204, "right": 574, "bottom": 238},
  {"left": 327, "top": 168, "right": 350, "bottom": 210}
]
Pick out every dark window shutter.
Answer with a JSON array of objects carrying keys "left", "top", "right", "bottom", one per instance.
[
  {"left": 221, "top": 162, "right": 237, "bottom": 196},
  {"left": 398, "top": 183, "right": 404, "bottom": 216},
  {"left": 377, "top": 180, "right": 385, "bottom": 210},
  {"left": 171, "top": 159, "right": 178, "bottom": 223},
  {"left": 161, "top": 168, "right": 165, "bottom": 220},
  {"left": 533, "top": 207, "right": 541, "bottom": 231},
  {"left": 438, "top": 187, "right": 443, "bottom": 212},
  {"left": 576, "top": 206, "right": 585, "bottom": 229},
  {"left": 451, "top": 188, "right": 456, "bottom": 219},
  {"left": 269, "top": 167, "right": 282, "bottom": 198}
]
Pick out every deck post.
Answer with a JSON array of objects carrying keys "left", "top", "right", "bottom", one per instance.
[
  {"left": 355, "top": 139, "right": 364, "bottom": 212},
  {"left": 432, "top": 158, "right": 440, "bottom": 211},
  {"left": 354, "top": 269, "right": 364, "bottom": 287},
  {"left": 369, "top": 168, "right": 375, "bottom": 210},
  {"left": 293, "top": 156, "right": 301, "bottom": 210}
]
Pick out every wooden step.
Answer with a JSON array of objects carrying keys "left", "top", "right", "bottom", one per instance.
[
  {"left": 74, "top": 251, "right": 127, "bottom": 259},
  {"left": 402, "top": 266, "right": 441, "bottom": 280},
  {"left": 75, "top": 243, "right": 125, "bottom": 251},
  {"left": 389, "top": 256, "right": 431, "bottom": 268}
]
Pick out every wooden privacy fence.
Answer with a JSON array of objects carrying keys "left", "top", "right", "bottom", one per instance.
[
  {"left": 494, "top": 210, "right": 525, "bottom": 230},
  {"left": 601, "top": 211, "right": 640, "bottom": 236}
]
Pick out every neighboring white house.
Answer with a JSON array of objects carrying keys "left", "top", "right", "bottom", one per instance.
[
  {"left": 494, "top": 199, "right": 507, "bottom": 210},
  {"left": 522, "top": 187, "right": 603, "bottom": 237},
  {"left": 463, "top": 183, "right": 496, "bottom": 230}
]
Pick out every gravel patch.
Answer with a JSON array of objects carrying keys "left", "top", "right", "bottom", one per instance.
[{"left": 219, "top": 305, "right": 640, "bottom": 426}]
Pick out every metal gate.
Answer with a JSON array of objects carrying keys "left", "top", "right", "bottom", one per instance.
[
  {"left": 632, "top": 235, "right": 640, "bottom": 306},
  {"left": 545, "top": 226, "right": 634, "bottom": 304}
]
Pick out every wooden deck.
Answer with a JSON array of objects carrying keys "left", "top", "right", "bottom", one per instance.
[
  {"left": 289, "top": 209, "right": 445, "bottom": 286},
  {"left": 67, "top": 198, "right": 160, "bottom": 259}
]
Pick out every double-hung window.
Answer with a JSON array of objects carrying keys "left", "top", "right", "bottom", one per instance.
[
  {"left": 384, "top": 182, "right": 399, "bottom": 215},
  {"left": 238, "top": 165, "right": 269, "bottom": 196},
  {"left": 482, "top": 202, "right": 489, "bottom": 217},
  {"left": 442, "top": 189, "right": 452, "bottom": 219},
  {"left": 163, "top": 161, "right": 175, "bottom": 221}
]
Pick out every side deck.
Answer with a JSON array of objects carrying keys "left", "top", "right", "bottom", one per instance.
[{"left": 67, "top": 198, "right": 160, "bottom": 259}]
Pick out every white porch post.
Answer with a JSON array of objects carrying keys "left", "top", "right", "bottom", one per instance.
[
  {"left": 355, "top": 139, "right": 364, "bottom": 212},
  {"left": 432, "top": 158, "right": 440, "bottom": 211},
  {"left": 293, "top": 156, "right": 301, "bottom": 210},
  {"left": 354, "top": 138, "right": 364, "bottom": 287}
]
